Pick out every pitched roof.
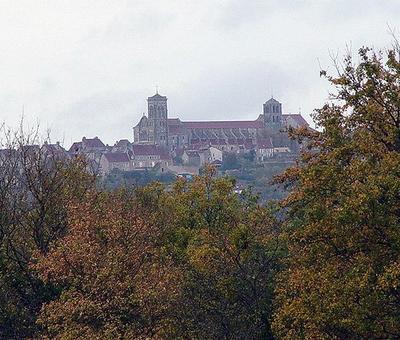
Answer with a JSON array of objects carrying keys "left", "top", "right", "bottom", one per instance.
[
  {"left": 132, "top": 144, "right": 161, "bottom": 156},
  {"left": 282, "top": 114, "right": 309, "bottom": 127},
  {"left": 148, "top": 93, "right": 167, "bottom": 100},
  {"left": 264, "top": 97, "right": 281, "bottom": 104},
  {"left": 115, "top": 139, "right": 132, "bottom": 148},
  {"left": 182, "top": 120, "right": 263, "bottom": 129},
  {"left": 82, "top": 137, "right": 105, "bottom": 148},
  {"left": 103, "top": 152, "right": 130, "bottom": 163},
  {"left": 42, "top": 143, "right": 69, "bottom": 159},
  {"left": 69, "top": 141, "right": 82, "bottom": 152}
]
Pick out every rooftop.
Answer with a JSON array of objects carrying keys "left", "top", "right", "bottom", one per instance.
[
  {"left": 148, "top": 93, "right": 167, "bottom": 101},
  {"left": 182, "top": 120, "right": 264, "bottom": 129},
  {"left": 103, "top": 152, "right": 130, "bottom": 163}
]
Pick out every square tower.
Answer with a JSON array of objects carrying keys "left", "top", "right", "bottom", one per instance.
[
  {"left": 147, "top": 93, "right": 168, "bottom": 148},
  {"left": 263, "top": 97, "right": 282, "bottom": 130}
]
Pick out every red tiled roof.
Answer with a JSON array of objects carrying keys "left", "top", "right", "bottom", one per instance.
[
  {"left": 104, "top": 152, "right": 130, "bottom": 163},
  {"left": 169, "top": 125, "right": 183, "bottom": 134},
  {"left": 168, "top": 118, "right": 181, "bottom": 125},
  {"left": 132, "top": 144, "right": 161, "bottom": 156},
  {"left": 160, "top": 151, "right": 171, "bottom": 160},
  {"left": 167, "top": 115, "right": 309, "bottom": 130},
  {"left": 182, "top": 120, "right": 263, "bottom": 129}
]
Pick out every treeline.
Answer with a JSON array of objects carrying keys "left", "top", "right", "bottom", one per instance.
[{"left": 0, "top": 45, "right": 399, "bottom": 339}]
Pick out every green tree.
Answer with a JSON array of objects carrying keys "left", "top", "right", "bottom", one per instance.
[
  {"left": 159, "top": 168, "right": 283, "bottom": 338},
  {"left": 272, "top": 45, "right": 400, "bottom": 339},
  {"left": 37, "top": 167, "right": 283, "bottom": 339},
  {"left": 222, "top": 152, "right": 240, "bottom": 170}
]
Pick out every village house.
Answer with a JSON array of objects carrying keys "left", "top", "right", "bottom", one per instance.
[
  {"left": 41, "top": 141, "right": 70, "bottom": 161},
  {"left": 63, "top": 93, "right": 311, "bottom": 175},
  {"left": 69, "top": 136, "right": 107, "bottom": 155},
  {"left": 133, "top": 93, "right": 310, "bottom": 153},
  {"left": 100, "top": 152, "right": 131, "bottom": 175},
  {"left": 256, "top": 138, "right": 274, "bottom": 162},
  {"left": 131, "top": 144, "right": 171, "bottom": 169},
  {"left": 209, "top": 146, "right": 223, "bottom": 163},
  {"left": 182, "top": 150, "right": 201, "bottom": 166}
]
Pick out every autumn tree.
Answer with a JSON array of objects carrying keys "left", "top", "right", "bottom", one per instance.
[
  {"left": 35, "top": 190, "right": 181, "bottom": 339},
  {"left": 0, "top": 125, "right": 95, "bottom": 338},
  {"left": 272, "top": 45, "right": 400, "bottom": 338},
  {"left": 157, "top": 167, "right": 283, "bottom": 339},
  {"left": 36, "top": 167, "right": 283, "bottom": 339}
]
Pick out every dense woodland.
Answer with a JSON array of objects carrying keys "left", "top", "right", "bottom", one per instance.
[{"left": 0, "top": 45, "right": 399, "bottom": 339}]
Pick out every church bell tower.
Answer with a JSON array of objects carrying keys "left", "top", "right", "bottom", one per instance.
[
  {"left": 263, "top": 97, "right": 282, "bottom": 130},
  {"left": 147, "top": 92, "right": 168, "bottom": 147}
]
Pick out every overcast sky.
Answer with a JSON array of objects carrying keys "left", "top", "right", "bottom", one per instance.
[{"left": 0, "top": 0, "right": 398, "bottom": 146}]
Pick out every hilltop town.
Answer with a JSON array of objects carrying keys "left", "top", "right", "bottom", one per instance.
[
  {"left": 0, "top": 92, "right": 310, "bottom": 188},
  {"left": 63, "top": 92, "right": 310, "bottom": 178}
]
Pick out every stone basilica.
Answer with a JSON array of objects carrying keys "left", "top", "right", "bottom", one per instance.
[{"left": 133, "top": 92, "right": 309, "bottom": 153}]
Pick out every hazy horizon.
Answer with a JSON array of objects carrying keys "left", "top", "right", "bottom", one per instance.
[{"left": 0, "top": 0, "right": 399, "bottom": 146}]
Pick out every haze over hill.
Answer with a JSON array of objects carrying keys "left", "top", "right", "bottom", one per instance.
[{"left": 0, "top": 0, "right": 398, "bottom": 145}]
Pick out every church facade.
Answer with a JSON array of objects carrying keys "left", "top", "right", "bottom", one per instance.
[{"left": 133, "top": 93, "right": 309, "bottom": 153}]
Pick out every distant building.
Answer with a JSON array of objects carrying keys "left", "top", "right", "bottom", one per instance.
[
  {"left": 64, "top": 92, "right": 310, "bottom": 176},
  {"left": 133, "top": 93, "right": 309, "bottom": 154},
  {"left": 133, "top": 93, "right": 169, "bottom": 148},
  {"left": 68, "top": 136, "right": 108, "bottom": 174},
  {"left": 100, "top": 152, "right": 131, "bottom": 175},
  {"left": 131, "top": 144, "right": 171, "bottom": 169},
  {"left": 182, "top": 150, "right": 201, "bottom": 166},
  {"left": 69, "top": 136, "right": 106, "bottom": 155},
  {"left": 256, "top": 138, "right": 274, "bottom": 162}
]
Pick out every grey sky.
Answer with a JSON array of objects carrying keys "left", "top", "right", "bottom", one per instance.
[{"left": 0, "top": 0, "right": 398, "bottom": 146}]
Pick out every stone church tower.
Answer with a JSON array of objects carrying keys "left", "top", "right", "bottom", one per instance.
[
  {"left": 148, "top": 93, "right": 168, "bottom": 147},
  {"left": 263, "top": 97, "right": 282, "bottom": 130}
]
